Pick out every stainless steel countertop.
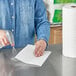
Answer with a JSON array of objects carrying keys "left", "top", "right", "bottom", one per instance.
[{"left": 0, "top": 44, "right": 76, "bottom": 76}]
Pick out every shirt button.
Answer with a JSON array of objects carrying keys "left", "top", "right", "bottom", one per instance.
[
  {"left": 11, "top": 3, "right": 14, "bottom": 6},
  {"left": 12, "top": 16, "right": 15, "bottom": 19},
  {"left": 12, "top": 29, "right": 14, "bottom": 32}
]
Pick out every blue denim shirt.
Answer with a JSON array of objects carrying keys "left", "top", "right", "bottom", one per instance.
[{"left": 0, "top": 0, "right": 50, "bottom": 48}]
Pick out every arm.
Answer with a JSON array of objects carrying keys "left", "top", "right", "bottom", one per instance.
[
  {"left": 34, "top": 0, "right": 50, "bottom": 57},
  {"left": 35, "top": 0, "right": 50, "bottom": 44}
]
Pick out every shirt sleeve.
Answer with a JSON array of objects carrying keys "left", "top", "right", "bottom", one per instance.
[{"left": 34, "top": 0, "right": 50, "bottom": 44}]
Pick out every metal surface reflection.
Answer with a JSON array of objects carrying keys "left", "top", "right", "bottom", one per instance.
[
  {"left": 62, "top": 56, "right": 76, "bottom": 76},
  {"left": 0, "top": 53, "right": 14, "bottom": 76},
  {"left": 0, "top": 45, "right": 76, "bottom": 76}
]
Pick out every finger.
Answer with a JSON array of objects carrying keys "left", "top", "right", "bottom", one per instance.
[
  {"left": 36, "top": 47, "right": 43, "bottom": 57},
  {"left": 34, "top": 45, "right": 40, "bottom": 56},
  {"left": 2, "top": 38, "right": 7, "bottom": 45},
  {"left": 36, "top": 51, "right": 40, "bottom": 57},
  {"left": 35, "top": 49, "right": 40, "bottom": 57},
  {"left": 0, "top": 39, "right": 5, "bottom": 47},
  {"left": 36, "top": 51, "right": 43, "bottom": 57},
  {"left": 0, "top": 40, "right": 3, "bottom": 48},
  {"left": 40, "top": 51, "right": 44, "bottom": 56},
  {"left": 3, "top": 38, "right": 9, "bottom": 45},
  {"left": 4, "top": 35, "right": 10, "bottom": 44},
  {"left": 38, "top": 47, "right": 44, "bottom": 56},
  {"left": 3, "top": 36, "right": 8, "bottom": 44},
  {"left": 37, "top": 51, "right": 42, "bottom": 57}
]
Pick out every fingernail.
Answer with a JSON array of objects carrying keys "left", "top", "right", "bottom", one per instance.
[{"left": 11, "top": 43, "right": 15, "bottom": 47}]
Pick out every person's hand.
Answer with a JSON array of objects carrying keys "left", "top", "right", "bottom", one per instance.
[
  {"left": 0, "top": 30, "right": 9, "bottom": 47},
  {"left": 34, "top": 40, "right": 47, "bottom": 57}
]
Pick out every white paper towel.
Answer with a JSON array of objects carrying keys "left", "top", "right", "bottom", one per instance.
[
  {"left": 62, "top": 4, "right": 76, "bottom": 58},
  {"left": 15, "top": 45, "right": 51, "bottom": 66}
]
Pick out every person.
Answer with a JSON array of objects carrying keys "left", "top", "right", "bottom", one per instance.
[{"left": 0, "top": 0, "right": 50, "bottom": 57}]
